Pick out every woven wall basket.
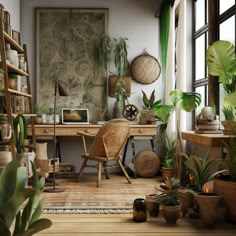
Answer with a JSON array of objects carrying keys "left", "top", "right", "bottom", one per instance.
[{"left": 131, "top": 52, "right": 161, "bottom": 84}]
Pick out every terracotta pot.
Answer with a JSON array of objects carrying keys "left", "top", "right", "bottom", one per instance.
[
  {"left": 195, "top": 192, "right": 222, "bottom": 226},
  {"left": 162, "top": 204, "right": 182, "bottom": 224},
  {"left": 145, "top": 194, "right": 159, "bottom": 217},
  {"left": 161, "top": 167, "right": 173, "bottom": 181},
  {"left": 8, "top": 78, "right": 17, "bottom": 90},
  {"left": 221, "top": 121, "right": 236, "bottom": 135},
  {"left": 177, "top": 191, "right": 195, "bottom": 217},
  {"left": 214, "top": 177, "right": 236, "bottom": 223}
]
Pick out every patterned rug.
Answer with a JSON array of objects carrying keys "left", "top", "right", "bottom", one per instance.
[{"left": 42, "top": 174, "right": 161, "bottom": 214}]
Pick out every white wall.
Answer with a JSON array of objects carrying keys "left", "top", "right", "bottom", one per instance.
[
  {"left": 0, "top": 0, "right": 20, "bottom": 31},
  {"left": 20, "top": 0, "right": 163, "bottom": 172}
]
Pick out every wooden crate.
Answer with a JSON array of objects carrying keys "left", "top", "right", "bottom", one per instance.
[
  {"left": 56, "top": 163, "right": 75, "bottom": 178},
  {"left": 36, "top": 158, "right": 60, "bottom": 173}
]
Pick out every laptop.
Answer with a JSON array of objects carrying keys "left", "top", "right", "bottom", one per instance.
[{"left": 61, "top": 108, "right": 90, "bottom": 124}]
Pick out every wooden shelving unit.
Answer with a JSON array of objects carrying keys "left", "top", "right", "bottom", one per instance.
[{"left": 0, "top": 17, "right": 35, "bottom": 158}]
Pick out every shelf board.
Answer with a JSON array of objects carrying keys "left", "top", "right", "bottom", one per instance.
[
  {"left": 7, "top": 88, "right": 32, "bottom": 97},
  {"left": 7, "top": 63, "right": 28, "bottom": 76},
  {"left": 3, "top": 31, "right": 24, "bottom": 53}
]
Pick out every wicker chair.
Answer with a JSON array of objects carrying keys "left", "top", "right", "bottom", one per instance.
[{"left": 76, "top": 119, "right": 132, "bottom": 187}]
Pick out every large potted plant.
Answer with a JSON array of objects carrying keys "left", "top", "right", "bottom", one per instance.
[
  {"left": 0, "top": 157, "right": 52, "bottom": 235},
  {"left": 153, "top": 89, "right": 201, "bottom": 178},
  {"left": 108, "top": 37, "right": 131, "bottom": 117},
  {"left": 207, "top": 40, "right": 236, "bottom": 133}
]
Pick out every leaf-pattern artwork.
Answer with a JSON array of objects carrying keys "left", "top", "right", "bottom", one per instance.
[{"left": 36, "top": 9, "right": 108, "bottom": 122}]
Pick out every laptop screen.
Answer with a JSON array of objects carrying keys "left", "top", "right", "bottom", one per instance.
[{"left": 61, "top": 108, "right": 89, "bottom": 124}]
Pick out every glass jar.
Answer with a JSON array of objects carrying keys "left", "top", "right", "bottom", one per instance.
[{"left": 133, "top": 198, "right": 147, "bottom": 222}]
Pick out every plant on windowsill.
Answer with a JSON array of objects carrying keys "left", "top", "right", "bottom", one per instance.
[{"left": 207, "top": 40, "right": 236, "bottom": 134}]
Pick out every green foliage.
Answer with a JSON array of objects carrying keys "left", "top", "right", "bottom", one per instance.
[
  {"left": 94, "top": 34, "right": 111, "bottom": 72},
  {"left": 114, "top": 37, "right": 129, "bottom": 77},
  {"left": 8, "top": 73, "right": 18, "bottom": 79},
  {"left": 162, "top": 158, "right": 173, "bottom": 168},
  {"left": 207, "top": 40, "right": 236, "bottom": 95},
  {"left": 0, "top": 68, "right": 4, "bottom": 74},
  {"left": 142, "top": 89, "right": 161, "bottom": 110},
  {"left": 0, "top": 157, "right": 52, "bottom": 235},
  {"left": 222, "top": 105, "right": 235, "bottom": 121},
  {"left": 33, "top": 104, "right": 46, "bottom": 117},
  {"left": 0, "top": 116, "right": 7, "bottom": 124},
  {"left": 114, "top": 76, "right": 127, "bottom": 106},
  {"left": 154, "top": 177, "right": 182, "bottom": 206},
  {"left": 184, "top": 152, "right": 226, "bottom": 192}
]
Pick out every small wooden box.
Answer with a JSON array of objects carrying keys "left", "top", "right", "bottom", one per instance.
[
  {"left": 56, "top": 163, "right": 75, "bottom": 178},
  {"left": 36, "top": 158, "right": 60, "bottom": 173}
]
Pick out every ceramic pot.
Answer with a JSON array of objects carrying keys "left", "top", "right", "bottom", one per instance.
[
  {"left": 8, "top": 78, "right": 17, "bottom": 90},
  {"left": 161, "top": 167, "right": 173, "bottom": 181},
  {"left": 162, "top": 204, "right": 182, "bottom": 224},
  {"left": 0, "top": 151, "right": 12, "bottom": 168},
  {"left": 177, "top": 191, "right": 194, "bottom": 217},
  {"left": 145, "top": 194, "right": 159, "bottom": 217},
  {"left": 6, "top": 43, "right": 19, "bottom": 67},
  {"left": 195, "top": 192, "right": 222, "bottom": 227},
  {"left": 0, "top": 123, "right": 12, "bottom": 141}
]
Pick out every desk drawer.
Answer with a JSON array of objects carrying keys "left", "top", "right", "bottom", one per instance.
[{"left": 130, "top": 126, "right": 156, "bottom": 136}]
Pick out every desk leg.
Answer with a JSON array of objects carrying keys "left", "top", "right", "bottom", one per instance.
[
  {"left": 131, "top": 136, "right": 137, "bottom": 178},
  {"left": 122, "top": 137, "right": 130, "bottom": 166},
  {"left": 56, "top": 137, "right": 62, "bottom": 162},
  {"left": 150, "top": 138, "right": 155, "bottom": 152}
]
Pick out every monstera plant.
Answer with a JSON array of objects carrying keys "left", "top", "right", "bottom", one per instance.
[{"left": 0, "top": 157, "right": 52, "bottom": 236}]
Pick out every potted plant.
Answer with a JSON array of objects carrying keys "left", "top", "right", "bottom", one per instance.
[
  {"left": 108, "top": 37, "right": 131, "bottom": 117},
  {"left": 33, "top": 104, "right": 46, "bottom": 124},
  {"left": 222, "top": 105, "right": 236, "bottom": 134},
  {"left": 0, "top": 157, "right": 52, "bottom": 235},
  {"left": 207, "top": 40, "right": 236, "bottom": 132},
  {"left": 161, "top": 136, "right": 175, "bottom": 181},
  {"left": 214, "top": 131, "right": 236, "bottom": 223},
  {"left": 140, "top": 89, "right": 161, "bottom": 124},
  {"left": 153, "top": 89, "right": 201, "bottom": 178},
  {"left": 154, "top": 177, "right": 183, "bottom": 224},
  {"left": 8, "top": 72, "right": 18, "bottom": 90}
]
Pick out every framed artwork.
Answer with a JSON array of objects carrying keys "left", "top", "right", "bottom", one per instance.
[
  {"left": 35, "top": 8, "right": 108, "bottom": 122},
  {"left": 12, "top": 30, "right": 20, "bottom": 45}
]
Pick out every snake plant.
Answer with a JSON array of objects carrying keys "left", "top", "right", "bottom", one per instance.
[{"left": 0, "top": 157, "right": 52, "bottom": 236}]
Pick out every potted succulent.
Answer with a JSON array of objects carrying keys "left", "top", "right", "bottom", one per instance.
[
  {"left": 154, "top": 177, "right": 183, "bottom": 224},
  {"left": 207, "top": 40, "right": 236, "bottom": 132},
  {"left": 33, "top": 104, "right": 46, "bottom": 124},
  {"left": 0, "top": 157, "right": 52, "bottom": 235}
]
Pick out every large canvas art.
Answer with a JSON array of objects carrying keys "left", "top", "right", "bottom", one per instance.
[{"left": 35, "top": 8, "right": 108, "bottom": 122}]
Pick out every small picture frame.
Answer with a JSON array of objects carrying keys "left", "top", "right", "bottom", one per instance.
[{"left": 12, "top": 30, "right": 20, "bottom": 45}]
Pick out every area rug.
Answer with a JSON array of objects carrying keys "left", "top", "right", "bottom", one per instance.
[{"left": 42, "top": 173, "right": 161, "bottom": 214}]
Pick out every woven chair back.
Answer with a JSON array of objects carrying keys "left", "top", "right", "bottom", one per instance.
[{"left": 90, "top": 119, "right": 129, "bottom": 160}]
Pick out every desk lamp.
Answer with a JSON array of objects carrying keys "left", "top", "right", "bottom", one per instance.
[{"left": 44, "top": 81, "right": 68, "bottom": 193}]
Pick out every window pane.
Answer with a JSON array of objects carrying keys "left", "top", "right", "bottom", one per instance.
[
  {"left": 195, "top": 0, "right": 205, "bottom": 31},
  {"left": 195, "top": 86, "right": 206, "bottom": 116},
  {"left": 219, "top": 15, "right": 235, "bottom": 44},
  {"left": 195, "top": 34, "right": 206, "bottom": 80},
  {"left": 219, "top": 0, "right": 235, "bottom": 15}
]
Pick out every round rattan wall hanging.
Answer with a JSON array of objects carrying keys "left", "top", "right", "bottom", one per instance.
[{"left": 131, "top": 51, "right": 161, "bottom": 84}]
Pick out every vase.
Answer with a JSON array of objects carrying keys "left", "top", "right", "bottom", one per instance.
[
  {"left": 6, "top": 43, "right": 19, "bottom": 67},
  {"left": 0, "top": 123, "right": 12, "bottom": 141},
  {"left": 113, "top": 101, "right": 123, "bottom": 118},
  {"left": 133, "top": 198, "right": 147, "bottom": 222},
  {"left": 162, "top": 204, "right": 182, "bottom": 224},
  {"left": 195, "top": 192, "right": 222, "bottom": 227}
]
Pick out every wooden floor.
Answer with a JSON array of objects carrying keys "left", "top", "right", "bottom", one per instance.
[{"left": 35, "top": 174, "right": 236, "bottom": 235}]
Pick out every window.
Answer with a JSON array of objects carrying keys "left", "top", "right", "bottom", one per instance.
[{"left": 193, "top": 0, "right": 236, "bottom": 118}]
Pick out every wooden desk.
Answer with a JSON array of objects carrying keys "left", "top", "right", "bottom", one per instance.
[
  {"left": 28, "top": 124, "right": 157, "bottom": 173},
  {"left": 181, "top": 131, "right": 232, "bottom": 147},
  {"left": 28, "top": 124, "right": 157, "bottom": 138}
]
